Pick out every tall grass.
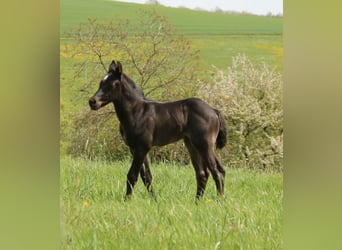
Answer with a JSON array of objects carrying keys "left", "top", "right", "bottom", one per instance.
[{"left": 61, "top": 157, "right": 282, "bottom": 249}]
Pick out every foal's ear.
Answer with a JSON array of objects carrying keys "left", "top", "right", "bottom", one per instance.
[
  {"left": 109, "top": 60, "right": 116, "bottom": 73},
  {"left": 115, "top": 61, "right": 123, "bottom": 75}
]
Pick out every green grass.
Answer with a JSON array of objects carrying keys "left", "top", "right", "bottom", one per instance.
[
  {"left": 61, "top": 157, "right": 283, "bottom": 249},
  {"left": 192, "top": 35, "right": 282, "bottom": 69}
]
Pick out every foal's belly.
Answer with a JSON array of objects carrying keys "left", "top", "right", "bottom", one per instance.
[{"left": 152, "top": 128, "right": 184, "bottom": 146}]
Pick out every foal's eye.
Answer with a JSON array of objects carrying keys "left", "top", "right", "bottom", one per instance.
[{"left": 112, "top": 80, "right": 121, "bottom": 88}]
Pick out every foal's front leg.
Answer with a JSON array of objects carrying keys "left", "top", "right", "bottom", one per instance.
[{"left": 125, "top": 148, "right": 148, "bottom": 199}]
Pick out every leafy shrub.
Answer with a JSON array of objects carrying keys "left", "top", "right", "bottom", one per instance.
[
  {"left": 67, "top": 106, "right": 130, "bottom": 161},
  {"left": 197, "top": 54, "right": 283, "bottom": 171}
]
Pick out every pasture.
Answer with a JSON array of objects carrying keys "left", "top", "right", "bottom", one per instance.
[{"left": 61, "top": 157, "right": 283, "bottom": 249}]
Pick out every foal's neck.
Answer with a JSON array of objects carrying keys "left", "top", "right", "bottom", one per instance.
[{"left": 112, "top": 85, "right": 144, "bottom": 125}]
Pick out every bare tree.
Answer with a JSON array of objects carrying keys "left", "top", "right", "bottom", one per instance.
[{"left": 62, "top": 9, "right": 200, "bottom": 103}]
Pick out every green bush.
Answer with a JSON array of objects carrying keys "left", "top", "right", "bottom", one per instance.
[
  {"left": 197, "top": 54, "right": 283, "bottom": 171},
  {"left": 66, "top": 106, "right": 128, "bottom": 161}
]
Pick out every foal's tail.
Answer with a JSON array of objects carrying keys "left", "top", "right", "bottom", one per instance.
[{"left": 215, "top": 109, "right": 227, "bottom": 149}]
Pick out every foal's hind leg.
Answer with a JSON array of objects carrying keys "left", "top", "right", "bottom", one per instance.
[
  {"left": 184, "top": 138, "right": 210, "bottom": 200},
  {"left": 215, "top": 156, "right": 226, "bottom": 178},
  {"left": 197, "top": 145, "right": 225, "bottom": 197},
  {"left": 140, "top": 157, "right": 156, "bottom": 198}
]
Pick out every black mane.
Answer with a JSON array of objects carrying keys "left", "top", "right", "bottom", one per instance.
[{"left": 122, "top": 73, "right": 147, "bottom": 100}]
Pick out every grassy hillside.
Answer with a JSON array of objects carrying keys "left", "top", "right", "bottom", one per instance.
[
  {"left": 60, "top": 0, "right": 283, "bottom": 69},
  {"left": 61, "top": 0, "right": 282, "bottom": 35},
  {"left": 61, "top": 157, "right": 283, "bottom": 249}
]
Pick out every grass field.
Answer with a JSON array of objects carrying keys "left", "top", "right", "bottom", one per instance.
[{"left": 61, "top": 157, "right": 283, "bottom": 249}]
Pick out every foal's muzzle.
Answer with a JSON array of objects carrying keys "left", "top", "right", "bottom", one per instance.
[{"left": 89, "top": 97, "right": 98, "bottom": 110}]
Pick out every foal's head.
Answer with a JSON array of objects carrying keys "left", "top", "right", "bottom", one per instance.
[{"left": 89, "top": 60, "right": 123, "bottom": 110}]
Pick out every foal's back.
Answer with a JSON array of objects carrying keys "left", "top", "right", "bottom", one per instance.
[{"left": 146, "top": 98, "right": 219, "bottom": 146}]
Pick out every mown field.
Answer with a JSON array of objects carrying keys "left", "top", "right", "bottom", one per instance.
[{"left": 61, "top": 157, "right": 283, "bottom": 249}]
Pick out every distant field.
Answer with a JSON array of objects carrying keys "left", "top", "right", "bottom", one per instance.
[
  {"left": 61, "top": 157, "right": 283, "bottom": 249},
  {"left": 61, "top": 0, "right": 282, "bottom": 35},
  {"left": 60, "top": 0, "right": 283, "bottom": 69},
  {"left": 191, "top": 35, "right": 282, "bottom": 69}
]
